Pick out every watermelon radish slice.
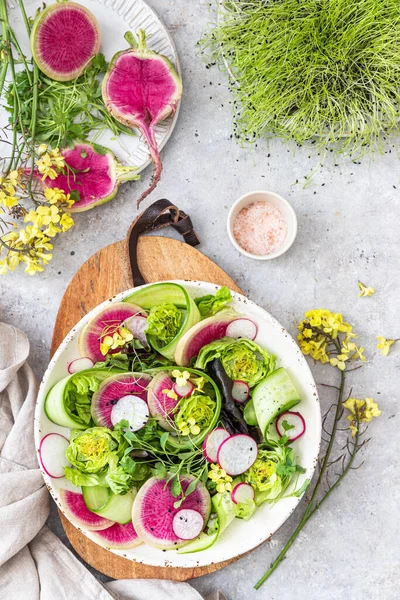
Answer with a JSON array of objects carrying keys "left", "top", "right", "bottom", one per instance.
[
  {"left": 67, "top": 357, "right": 94, "bottom": 374},
  {"left": 79, "top": 302, "right": 145, "bottom": 362},
  {"left": 175, "top": 311, "right": 241, "bottom": 366},
  {"left": 39, "top": 433, "right": 70, "bottom": 478},
  {"left": 89, "top": 521, "right": 142, "bottom": 550},
  {"left": 102, "top": 29, "right": 182, "bottom": 206},
  {"left": 217, "top": 434, "right": 258, "bottom": 476},
  {"left": 172, "top": 509, "right": 204, "bottom": 540},
  {"left": 147, "top": 371, "right": 179, "bottom": 431},
  {"left": 31, "top": 2, "right": 101, "bottom": 82},
  {"left": 110, "top": 395, "right": 149, "bottom": 432},
  {"left": 226, "top": 318, "right": 258, "bottom": 341},
  {"left": 91, "top": 373, "right": 151, "bottom": 428},
  {"left": 202, "top": 428, "right": 230, "bottom": 463},
  {"left": 59, "top": 489, "right": 114, "bottom": 531},
  {"left": 38, "top": 142, "right": 139, "bottom": 213},
  {"left": 231, "top": 482, "right": 254, "bottom": 505},
  {"left": 132, "top": 475, "right": 211, "bottom": 549}
]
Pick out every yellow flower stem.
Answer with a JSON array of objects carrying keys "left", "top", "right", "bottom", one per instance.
[
  {"left": 0, "top": 0, "right": 10, "bottom": 96},
  {"left": 255, "top": 339, "right": 346, "bottom": 590}
]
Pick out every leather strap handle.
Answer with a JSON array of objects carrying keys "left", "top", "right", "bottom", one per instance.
[{"left": 126, "top": 199, "right": 200, "bottom": 287}]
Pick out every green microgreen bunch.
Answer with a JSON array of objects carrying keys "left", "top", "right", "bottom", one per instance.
[{"left": 200, "top": 0, "right": 400, "bottom": 157}]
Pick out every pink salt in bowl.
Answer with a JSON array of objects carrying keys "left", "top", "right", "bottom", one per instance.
[{"left": 227, "top": 190, "right": 297, "bottom": 260}]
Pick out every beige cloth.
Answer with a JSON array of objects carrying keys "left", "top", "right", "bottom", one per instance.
[{"left": 0, "top": 322, "right": 224, "bottom": 600}]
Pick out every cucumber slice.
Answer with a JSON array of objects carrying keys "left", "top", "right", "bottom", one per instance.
[
  {"left": 45, "top": 369, "right": 118, "bottom": 429},
  {"left": 124, "top": 283, "right": 201, "bottom": 361},
  {"left": 252, "top": 368, "right": 301, "bottom": 441},
  {"left": 243, "top": 399, "right": 258, "bottom": 426},
  {"left": 93, "top": 487, "right": 137, "bottom": 524},
  {"left": 177, "top": 530, "right": 219, "bottom": 554},
  {"left": 82, "top": 485, "right": 111, "bottom": 511},
  {"left": 212, "top": 492, "right": 236, "bottom": 534}
]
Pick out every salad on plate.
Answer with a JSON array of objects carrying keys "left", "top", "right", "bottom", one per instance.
[{"left": 39, "top": 282, "right": 310, "bottom": 553}]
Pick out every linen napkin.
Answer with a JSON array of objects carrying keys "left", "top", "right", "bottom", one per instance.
[{"left": 0, "top": 322, "right": 225, "bottom": 600}]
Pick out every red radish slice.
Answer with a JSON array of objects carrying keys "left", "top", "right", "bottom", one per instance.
[
  {"left": 89, "top": 521, "right": 142, "bottom": 550},
  {"left": 172, "top": 509, "right": 204, "bottom": 540},
  {"left": 202, "top": 428, "right": 230, "bottom": 463},
  {"left": 231, "top": 482, "right": 255, "bottom": 505},
  {"left": 276, "top": 411, "right": 306, "bottom": 441},
  {"left": 132, "top": 475, "right": 211, "bottom": 549},
  {"left": 39, "top": 433, "right": 70, "bottom": 478},
  {"left": 91, "top": 373, "right": 151, "bottom": 428},
  {"left": 173, "top": 380, "right": 194, "bottom": 398},
  {"left": 67, "top": 357, "right": 94, "bottom": 374},
  {"left": 110, "top": 395, "right": 149, "bottom": 432},
  {"left": 124, "top": 315, "right": 149, "bottom": 349},
  {"left": 217, "top": 434, "right": 258, "bottom": 476},
  {"left": 59, "top": 489, "right": 114, "bottom": 531},
  {"left": 226, "top": 318, "right": 258, "bottom": 341},
  {"left": 232, "top": 380, "right": 250, "bottom": 404}
]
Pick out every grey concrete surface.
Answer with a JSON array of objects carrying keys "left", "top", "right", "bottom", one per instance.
[{"left": 1, "top": 1, "right": 399, "bottom": 598}]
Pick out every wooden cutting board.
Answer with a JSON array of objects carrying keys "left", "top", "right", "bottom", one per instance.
[{"left": 50, "top": 233, "right": 244, "bottom": 581}]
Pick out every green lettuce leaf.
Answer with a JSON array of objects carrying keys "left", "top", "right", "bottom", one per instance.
[
  {"left": 66, "top": 427, "right": 127, "bottom": 473},
  {"left": 195, "top": 286, "right": 232, "bottom": 317},
  {"left": 146, "top": 303, "right": 182, "bottom": 345},
  {"left": 64, "top": 467, "right": 103, "bottom": 488},
  {"left": 235, "top": 498, "right": 257, "bottom": 521},
  {"left": 64, "top": 374, "right": 101, "bottom": 425}
]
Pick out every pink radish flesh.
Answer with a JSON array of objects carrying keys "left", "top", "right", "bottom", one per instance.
[
  {"left": 59, "top": 489, "right": 114, "bottom": 531},
  {"left": 231, "top": 482, "right": 255, "bottom": 505},
  {"left": 217, "top": 434, "right": 258, "bottom": 476},
  {"left": 124, "top": 315, "right": 149, "bottom": 349},
  {"left": 173, "top": 380, "right": 194, "bottom": 398},
  {"left": 231, "top": 380, "right": 250, "bottom": 404},
  {"left": 91, "top": 373, "right": 151, "bottom": 428},
  {"left": 147, "top": 372, "right": 180, "bottom": 431},
  {"left": 172, "top": 509, "right": 204, "bottom": 540},
  {"left": 276, "top": 412, "right": 306, "bottom": 441},
  {"left": 110, "top": 395, "right": 149, "bottom": 432},
  {"left": 132, "top": 475, "right": 211, "bottom": 549},
  {"left": 202, "top": 428, "right": 231, "bottom": 463},
  {"left": 67, "top": 356, "right": 94, "bottom": 374},
  {"left": 226, "top": 318, "right": 258, "bottom": 341},
  {"left": 90, "top": 521, "right": 142, "bottom": 549},
  {"left": 39, "top": 433, "right": 70, "bottom": 478}
]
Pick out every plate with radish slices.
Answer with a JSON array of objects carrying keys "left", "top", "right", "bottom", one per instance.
[{"left": 35, "top": 280, "right": 321, "bottom": 568}]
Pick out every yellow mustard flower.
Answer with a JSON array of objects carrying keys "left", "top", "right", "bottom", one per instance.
[
  {"left": 358, "top": 281, "right": 375, "bottom": 297},
  {"left": 172, "top": 369, "right": 191, "bottom": 388},
  {"left": 376, "top": 336, "right": 398, "bottom": 356},
  {"left": 38, "top": 143, "right": 48, "bottom": 155},
  {"left": 99, "top": 326, "right": 133, "bottom": 356},
  {"left": 60, "top": 212, "right": 74, "bottom": 232},
  {"left": 208, "top": 463, "right": 233, "bottom": 493},
  {"left": 343, "top": 397, "right": 381, "bottom": 436},
  {"left": 162, "top": 388, "right": 179, "bottom": 401}
]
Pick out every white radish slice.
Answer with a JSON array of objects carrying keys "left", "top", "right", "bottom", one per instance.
[
  {"left": 173, "top": 380, "right": 194, "bottom": 398},
  {"left": 202, "top": 428, "right": 231, "bottom": 463},
  {"left": 217, "top": 434, "right": 258, "bottom": 476},
  {"left": 39, "top": 433, "right": 70, "bottom": 478},
  {"left": 110, "top": 395, "right": 149, "bottom": 432},
  {"left": 67, "top": 356, "right": 94, "bottom": 374},
  {"left": 276, "top": 411, "right": 306, "bottom": 441},
  {"left": 172, "top": 509, "right": 204, "bottom": 540},
  {"left": 124, "top": 315, "right": 149, "bottom": 349},
  {"left": 232, "top": 380, "right": 250, "bottom": 404},
  {"left": 231, "top": 482, "right": 255, "bottom": 504},
  {"left": 226, "top": 318, "right": 258, "bottom": 341}
]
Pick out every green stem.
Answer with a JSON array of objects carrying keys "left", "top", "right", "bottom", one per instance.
[
  {"left": 254, "top": 352, "right": 346, "bottom": 590},
  {"left": 0, "top": 0, "right": 9, "bottom": 95}
]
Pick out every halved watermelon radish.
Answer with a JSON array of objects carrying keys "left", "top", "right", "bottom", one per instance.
[
  {"left": 89, "top": 521, "right": 142, "bottom": 550},
  {"left": 31, "top": 2, "right": 101, "bottom": 82},
  {"left": 91, "top": 373, "right": 152, "bottom": 428},
  {"left": 132, "top": 475, "right": 211, "bottom": 549},
  {"left": 79, "top": 302, "right": 145, "bottom": 362},
  {"left": 37, "top": 142, "right": 139, "bottom": 213},
  {"left": 59, "top": 489, "right": 114, "bottom": 531},
  {"left": 146, "top": 371, "right": 179, "bottom": 431},
  {"left": 175, "top": 311, "right": 241, "bottom": 366}
]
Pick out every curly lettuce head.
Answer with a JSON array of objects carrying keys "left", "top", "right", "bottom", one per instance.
[
  {"left": 195, "top": 338, "right": 275, "bottom": 388},
  {"left": 146, "top": 303, "right": 182, "bottom": 346},
  {"left": 66, "top": 427, "right": 126, "bottom": 474},
  {"left": 175, "top": 393, "right": 216, "bottom": 436}
]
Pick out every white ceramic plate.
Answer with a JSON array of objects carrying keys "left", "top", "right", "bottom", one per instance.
[
  {"left": 0, "top": 0, "right": 181, "bottom": 172},
  {"left": 35, "top": 281, "right": 321, "bottom": 568}
]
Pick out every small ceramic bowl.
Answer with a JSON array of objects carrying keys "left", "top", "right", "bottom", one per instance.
[{"left": 227, "top": 190, "right": 298, "bottom": 260}]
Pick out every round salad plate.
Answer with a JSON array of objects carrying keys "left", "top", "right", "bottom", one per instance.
[
  {"left": 35, "top": 280, "right": 321, "bottom": 569},
  {"left": 0, "top": 0, "right": 181, "bottom": 173}
]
